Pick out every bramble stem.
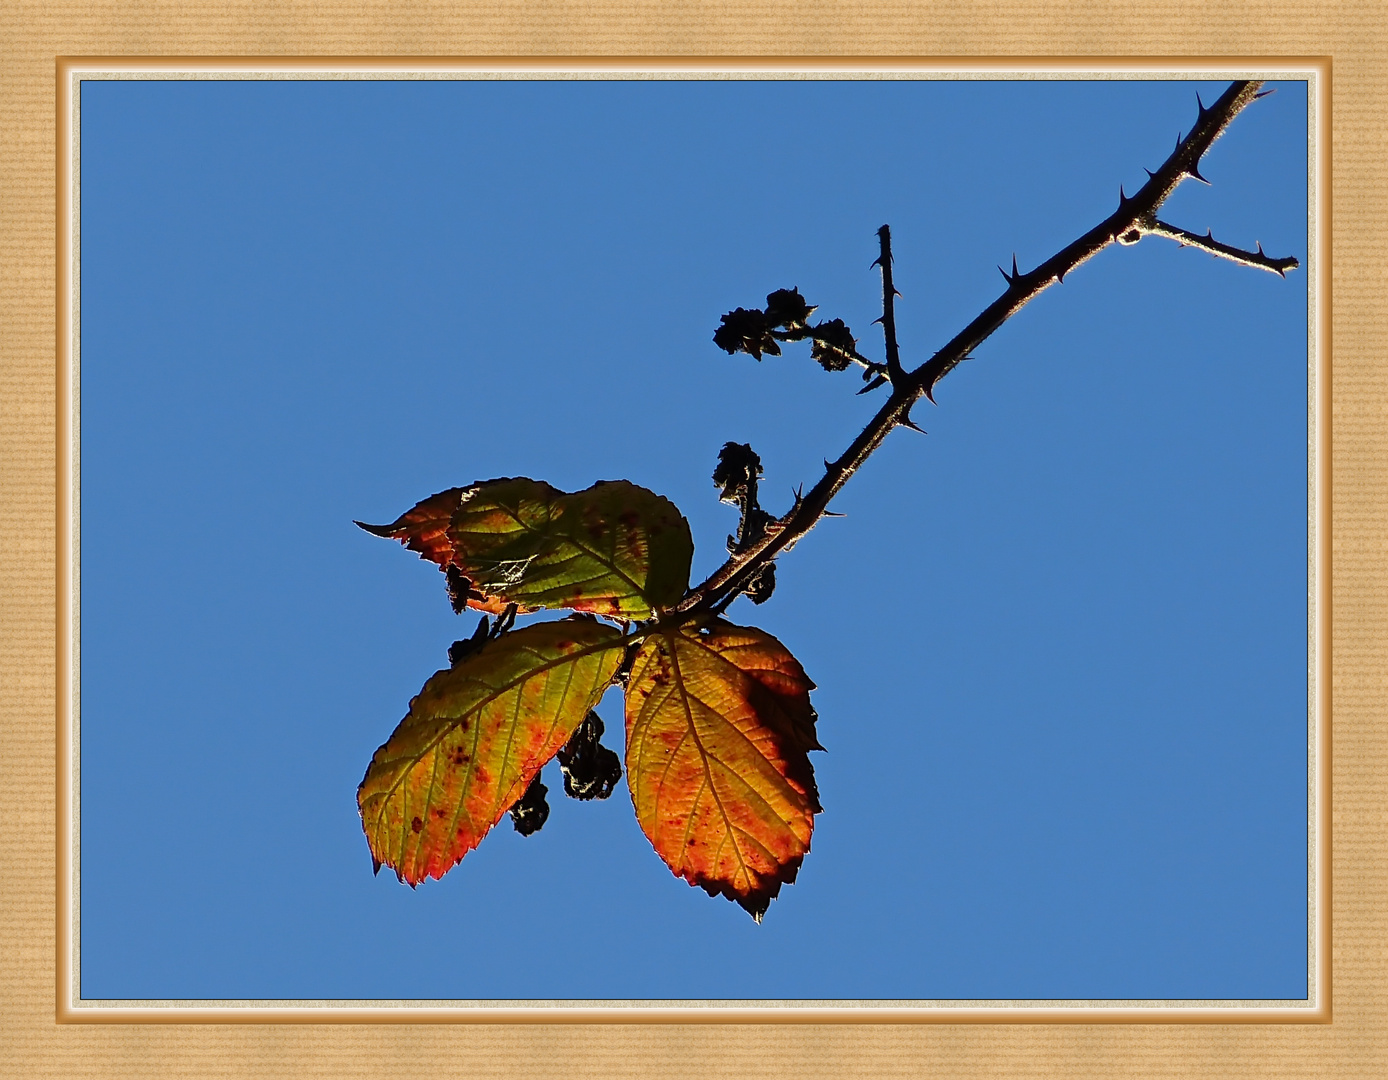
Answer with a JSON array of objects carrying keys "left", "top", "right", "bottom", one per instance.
[{"left": 674, "top": 79, "right": 1296, "bottom": 618}]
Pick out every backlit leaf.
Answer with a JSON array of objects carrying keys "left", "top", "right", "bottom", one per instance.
[
  {"left": 359, "top": 619, "right": 625, "bottom": 885},
  {"left": 625, "top": 619, "right": 822, "bottom": 921},
  {"left": 358, "top": 478, "right": 693, "bottom": 619}
]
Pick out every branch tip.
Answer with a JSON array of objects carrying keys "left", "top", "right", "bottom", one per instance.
[{"left": 1144, "top": 217, "right": 1299, "bottom": 275}]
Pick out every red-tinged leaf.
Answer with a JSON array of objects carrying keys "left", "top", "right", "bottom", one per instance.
[
  {"left": 358, "top": 477, "right": 694, "bottom": 618},
  {"left": 624, "top": 618, "right": 822, "bottom": 921},
  {"left": 358, "top": 619, "right": 625, "bottom": 885}
]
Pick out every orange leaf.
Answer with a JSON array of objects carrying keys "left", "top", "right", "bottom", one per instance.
[
  {"left": 625, "top": 619, "right": 822, "bottom": 921},
  {"left": 358, "top": 619, "right": 625, "bottom": 885},
  {"left": 357, "top": 477, "right": 693, "bottom": 618}
]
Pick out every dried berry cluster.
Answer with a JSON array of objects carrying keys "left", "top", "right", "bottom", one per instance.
[
  {"left": 713, "top": 287, "right": 867, "bottom": 374},
  {"left": 712, "top": 441, "right": 776, "bottom": 605},
  {"left": 509, "top": 710, "right": 623, "bottom": 835}
]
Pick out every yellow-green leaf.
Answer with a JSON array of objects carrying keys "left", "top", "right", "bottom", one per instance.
[
  {"left": 359, "top": 619, "right": 625, "bottom": 885},
  {"left": 625, "top": 619, "right": 822, "bottom": 921},
  {"left": 358, "top": 478, "right": 694, "bottom": 618}
]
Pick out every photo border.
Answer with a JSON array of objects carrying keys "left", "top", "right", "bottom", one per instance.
[{"left": 55, "top": 55, "right": 1332, "bottom": 1025}]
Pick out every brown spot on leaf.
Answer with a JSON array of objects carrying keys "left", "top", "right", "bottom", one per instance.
[{"left": 411, "top": 816, "right": 423, "bottom": 833}]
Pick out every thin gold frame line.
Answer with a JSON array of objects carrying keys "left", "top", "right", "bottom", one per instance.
[{"left": 56, "top": 57, "right": 1331, "bottom": 1024}]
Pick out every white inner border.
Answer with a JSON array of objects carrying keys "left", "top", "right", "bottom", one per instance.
[{"left": 58, "top": 59, "right": 1326, "bottom": 1022}]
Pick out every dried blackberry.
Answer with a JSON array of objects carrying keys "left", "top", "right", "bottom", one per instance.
[
  {"left": 509, "top": 775, "right": 550, "bottom": 836},
  {"left": 557, "top": 712, "right": 623, "bottom": 801}
]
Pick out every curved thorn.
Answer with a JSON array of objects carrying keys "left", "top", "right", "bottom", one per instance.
[
  {"left": 1118, "top": 183, "right": 1128, "bottom": 204},
  {"left": 1011, "top": 253, "right": 1020, "bottom": 280},
  {"left": 1189, "top": 163, "right": 1210, "bottom": 185},
  {"left": 1144, "top": 166, "right": 1155, "bottom": 178},
  {"left": 897, "top": 416, "right": 927, "bottom": 435},
  {"left": 1254, "top": 88, "right": 1275, "bottom": 99},
  {"left": 1196, "top": 91, "right": 1207, "bottom": 115}
]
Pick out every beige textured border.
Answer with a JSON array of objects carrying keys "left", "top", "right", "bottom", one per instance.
[
  {"left": 55, "top": 57, "right": 1329, "bottom": 1027},
  {"left": 4, "top": 4, "right": 1383, "bottom": 1077}
]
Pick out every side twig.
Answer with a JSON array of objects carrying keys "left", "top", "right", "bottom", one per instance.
[
  {"left": 873, "top": 225, "right": 905, "bottom": 386},
  {"left": 675, "top": 79, "right": 1296, "bottom": 617},
  {"left": 1141, "top": 218, "right": 1300, "bottom": 276}
]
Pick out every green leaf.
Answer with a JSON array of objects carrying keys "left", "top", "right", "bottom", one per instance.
[
  {"left": 358, "top": 478, "right": 694, "bottom": 619},
  {"left": 358, "top": 619, "right": 625, "bottom": 885},
  {"left": 625, "top": 618, "right": 822, "bottom": 921}
]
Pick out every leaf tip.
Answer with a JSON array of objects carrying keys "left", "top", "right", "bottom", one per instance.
[{"left": 737, "top": 894, "right": 772, "bottom": 924}]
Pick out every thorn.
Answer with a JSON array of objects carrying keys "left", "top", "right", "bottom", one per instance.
[
  {"left": 1144, "top": 167, "right": 1155, "bottom": 178},
  {"left": 822, "top": 510, "right": 846, "bottom": 518},
  {"left": 1188, "top": 162, "right": 1209, "bottom": 185},
  {"left": 1175, "top": 132, "right": 1183, "bottom": 151},
  {"left": 857, "top": 374, "right": 889, "bottom": 395},
  {"left": 872, "top": 315, "right": 884, "bottom": 325},
  {"left": 1257, "top": 241, "right": 1266, "bottom": 256},
  {"left": 824, "top": 459, "right": 833, "bottom": 470},
  {"left": 870, "top": 256, "right": 882, "bottom": 269},
  {"left": 1205, "top": 228, "right": 1214, "bottom": 240},
  {"left": 1011, "top": 253, "right": 1020, "bottom": 280},
  {"left": 897, "top": 417, "right": 927, "bottom": 435},
  {"left": 893, "top": 288, "right": 902, "bottom": 298},
  {"left": 1056, "top": 267, "right": 1066, "bottom": 284},
  {"left": 1118, "top": 183, "right": 1129, "bottom": 206},
  {"left": 1196, "top": 91, "right": 1209, "bottom": 117},
  {"left": 1254, "top": 88, "right": 1276, "bottom": 99}
]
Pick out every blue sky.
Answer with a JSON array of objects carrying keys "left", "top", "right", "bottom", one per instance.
[{"left": 78, "top": 76, "right": 1309, "bottom": 1001}]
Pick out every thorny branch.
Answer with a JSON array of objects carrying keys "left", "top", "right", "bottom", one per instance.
[
  {"left": 1140, "top": 217, "right": 1300, "bottom": 276},
  {"left": 675, "top": 79, "right": 1298, "bottom": 617}
]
